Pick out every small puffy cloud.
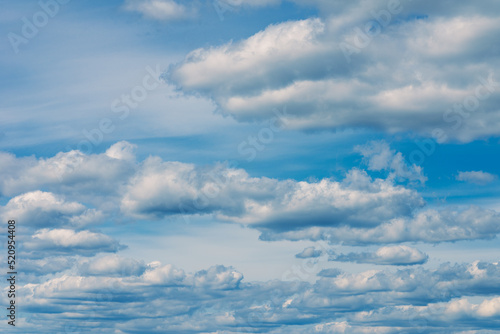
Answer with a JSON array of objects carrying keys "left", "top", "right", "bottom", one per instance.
[
  {"left": 331, "top": 245, "right": 428, "bottom": 266},
  {"left": 355, "top": 140, "right": 427, "bottom": 184},
  {"left": 456, "top": 171, "right": 497, "bottom": 185},
  {"left": 105, "top": 140, "right": 137, "bottom": 162},
  {"left": 1, "top": 191, "right": 102, "bottom": 228},
  {"left": 141, "top": 263, "right": 186, "bottom": 285},
  {"left": 296, "top": 246, "right": 323, "bottom": 259},
  {"left": 124, "top": 0, "right": 196, "bottom": 21},
  {"left": 355, "top": 140, "right": 395, "bottom": 171},
  {"left": 79, "top": 255, "right": 146, "bottom": 277},
  {"left": 192, "top": 265, "right": 243, "bottom": 290},
  {"left": 24, "top": 228, "right": 124, "bottom": 256}
]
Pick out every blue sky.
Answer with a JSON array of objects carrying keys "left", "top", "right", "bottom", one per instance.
[{"left": 1, "top": 0, "right": 500, "bottom": 332}]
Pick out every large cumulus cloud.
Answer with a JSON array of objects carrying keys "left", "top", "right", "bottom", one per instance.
[
  {"left": 260, "top": 205, "right": 500, "bottom": 245},
  {"left": 122, "top": 161, "right": 424, "bottom": 232},
  {"left": 2, "top": 142, "right": 500, "bottom": 247},
  {"left": 166, "top": 2, "right": 500, "bottom": 142}
]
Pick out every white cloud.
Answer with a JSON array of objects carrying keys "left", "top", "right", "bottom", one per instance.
[
  {"left": 168, "top": 18, "right": 328, "bottom": 99},
  {"left": 1, "top": 191, "right": 102, "bottom": 228},
  {"left": 167, "top": 12, "right": 500, "bottom": 141},
  {"left": 349, "top": 296, "right": 500, "bottom": 330},
  {"left": 29, "top": 274, "right": 126, "bottom": 299},
  {"left": 121, "top": 158, "right": 425, "bottom": 234},
  {"left": 105, "top": 140, "right": 137, "bottom": 162},
  {"left": 261, "top": 206, "right": 500, "bottom": 245},
  {"left": 124, "top": 0, "right": 195, "bottom": 21},
  {"left": 79, "top": 255, "right": 146, "bottom": 277},
  {"left": 476, "top": 297, "right": 500, "bottom": 317},
  {"left": 191, "top": 265, "right": 243, "bottom": 290},
  {"left": 219, "top": 169, "right": 423, "bottom": 230},
  {"left": 355, "top": 140, "right": 427, "bottom": 184},
  {"left": 457, "top": 171, "right": 497, "bottom": 185},
  {"left": 17, "top": 260, "right": 500, "bottom": 332},
  {"left": 3, "top": 0, "right": 500, "bottom": 331},
  {"left": 0, "top": 143, "right": 137, "bottom": 201},
  {"left": 407, "top": 16, "right": 499, "bottom": 58},
  {"left": 24, "top": 228, "right": 124, "bottom": 256},
  {"left": 141, "top": 263, "right": 186, "bottom": 285},
  {"left": 2, "top": 143, "right": 499, "bottom": 247},
  {"left": 331, "top": 245, "right": 428, "bottom": 265}
]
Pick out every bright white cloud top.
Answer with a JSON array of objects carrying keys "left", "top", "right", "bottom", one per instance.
[{"left": 168, "top": 5, "right": 500, "bottom": 142}]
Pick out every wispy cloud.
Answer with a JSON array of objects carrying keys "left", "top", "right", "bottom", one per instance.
[
  {"left": 124, "top": 0, "right": 197, "bottom": 21},
  {"left": 457, "top": 170, "right": 497, "bottom": 185}
]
